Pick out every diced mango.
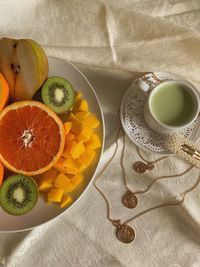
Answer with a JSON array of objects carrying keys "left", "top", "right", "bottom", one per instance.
[
  {"left": 76, "top": 99, "right": 89, "bottom": 112},
  {"left": 73, "top": 159, "right": 87, "bottom": 172},
  {"left": 62, "top": 149, "right": 70, "bottom": 159},
  {"left": 71, "top": 173, "right": 84, "bottom": 187},
  {"left": 68, "top": 112, "right": 77, "bottom": 121},
  {"left": 64, "top": 122, "right": 72, "bottom": 135},
  {"left": 76, "top": 126, "right": 92, "bottom": 142},
  {"left": 54, "top": 158, "right": 77, "bottom": 175},
  {"left": 37, "top": 181, "right": 53, "bottom": 192},
  {"left": 54, "top": 157, "right": 66, "bottom": 172},
  {"left": 65, "top": 132, "right": 76, "bottom": 145},
  {"left": 54, "top": 173, "right": 71, "bottom": 189},
  {"left": 75, "top": 111, "right": 90, "bottom": 120},
  {"left": 71, "top": 118, "right": 83, "bottom": 135},
  {"left": 71, "top": 142, "right": 85, "bottom": 159},
  {"left": 60, "top": 195, "right": 72, "bottom": 208},
  {"left": 37, "top": 168, "right": 57, "bottom": 184},
  {"left": 75, "top": 91, "right": 82, "bottom": 101},
  {"left": 83, "top": 114, "right": 100, "bottom": 128},
  {"left": 79, "top": 149, "right": 96, "bottom": 166},
  {"left": 63, "top": 141, "right": 85, "bottom": 159},
  {"left": 63, "top": 157, "right": 78, "bottom": 173},
  {"left": 63, "top": 141, "right": 77, "bottom": 157},
  {"left": 85, "top": 133, "right": 101, "bottom": 150},
  {"left": 63, "top": 167, "right": 78, "bottom": 175},
  {"left": 63, "top": 181, "right": 76, "bottom": 192},
  {"left": 48, "top": 188, "right": 64, "bottom": 203}
]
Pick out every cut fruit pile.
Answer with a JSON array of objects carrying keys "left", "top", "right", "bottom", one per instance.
[
  {"left": 0, "top": 37, "right": 101, "bottom": 216},
  {"left": 36, "top": 92, "right": 101, "bottom": 208}
]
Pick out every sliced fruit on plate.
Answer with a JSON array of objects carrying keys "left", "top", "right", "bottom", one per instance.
[
  {"left": 0, "top": 38, "right": 48, "bottom": 101},
  {"left": 60, "top": 194, "right": 72, "bottom": 208},
  {"left": 47, "top": 188, "right": 64, "bottom": 203},
  {"left": 0, "top": 101, "right": 65, "bottom": 176},
  {"left": 41, "top": 76, "right": 75, "bottom": 114},
  {"left": 0, "top": 73, "right": 9, "bottom": 111},
  {"left": 0, "top": 161, "right": 4, "bottom": 186},
  {"left": 0, "top": 175, "right": 38, "bottom": 216}
]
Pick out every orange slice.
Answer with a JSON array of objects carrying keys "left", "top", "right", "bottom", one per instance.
[
  {"left": 0, "top": 101, "right": 65, "bottom": 175},
  {"left": 0, "top": 73, "right": 9, "bottom": 111}
]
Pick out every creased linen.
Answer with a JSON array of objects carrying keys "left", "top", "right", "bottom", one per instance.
[{"left": 1, "top": 1, "right": 200, "bottom": 266}]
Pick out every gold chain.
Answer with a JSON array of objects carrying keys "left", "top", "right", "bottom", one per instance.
[
  {"left": 121, "top": 131, "right": 194, "bottom": 195},
  {"left": 93, "top": 126, "right": 198, "bottom": 236},
  {"left": 93, "top": 126, "right": 122, "bottom": 222}
]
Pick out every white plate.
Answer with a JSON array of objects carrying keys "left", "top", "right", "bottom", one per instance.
[
  {"left": 120, "top": 72, "right": 200, "bottom": 155},
  {"left": 0, "top": 57, "right": 105, "bottom": 232}
]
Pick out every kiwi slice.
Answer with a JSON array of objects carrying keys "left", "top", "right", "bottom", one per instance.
[
  {"left": 0, "top": 175, "right": 38, "bottom": 216},
  {"left": 41, "top": 76, "right": 75, "bottom": 114}
]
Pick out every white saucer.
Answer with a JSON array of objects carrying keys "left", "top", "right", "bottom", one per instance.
[{"left": 120, "top": 72, "right": 200, "bottom": 155}]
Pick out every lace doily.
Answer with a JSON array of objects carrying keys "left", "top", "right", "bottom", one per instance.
[{"left": 120, "top": 72, "right": 200, "bottom": 155}]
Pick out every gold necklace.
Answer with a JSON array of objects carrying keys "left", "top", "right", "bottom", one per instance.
[
  {"left": 121, "top": 130, "right": 194, "bottom": 209},
  {"left": 93, "top": 127, "right": 198, "bottom": 244}
]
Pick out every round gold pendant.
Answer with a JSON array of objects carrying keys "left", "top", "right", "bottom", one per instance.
[
  {"left": 122, "top": 192, "right": 138, "bottom": 209},
  {"left": 133, "top": 162, "right": 147, "bottom": 173},
  {"left": 116, "top": 224, "right": 135, "bottom": 243},
  {"left": 133, "top": 161, "right": 154, "bottom": 173}
]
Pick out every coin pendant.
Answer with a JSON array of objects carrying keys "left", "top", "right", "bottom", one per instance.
[
  {"left": 116, "top": 224, "right": 135, "bottom": 243},
  {"left": 122, "top": 192, "right": 138, "bottom": 209},
  {"left": 146, "top": 163, "right": 154, "bottom": 170},
  {"left": 133, "top": 162, "right": 147, "bottom": 173}
]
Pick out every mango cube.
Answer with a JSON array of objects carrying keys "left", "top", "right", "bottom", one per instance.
[
  {"left": 63, "top": 157, "right": 78, "bottom": 173},
  {"left": 75, "top": 111, "right": 90, "bottom": 120},
  {"left": 63, "top": 181, "right": 76, "bottom": 192},
  {"left": 48, "top": 188, "right": 64, "bottom": 203},
  {"left": 65, "top": 132, "right": 76, "bottom": 145},
  {"left": 73, "top": 159, "right": 86, "bottom": 172},
  {"left": 63, "top": 141, "right": 77, "bottom": 156},
  {"left": 85, "top": 134, "right": 101, "bottom": 150},
  {"left": 71, "top": 173, "right": 84, "bottom": 187},
  {"left": 76, "top": 99, "right": 88, "bottom": 112},
  {"left": 63, "top": 167, "right": 78, "bottom": 175},
  {"left": 71, "top": 118, "right": 83, "bottom": 135},
  {"left": 83, "top": 114, "right": 100, "bottom": 128},
  {"left": 53, "top": 158, "right": 66, "bottom": 173},
  {"left": 76, "top": 126, "right": 92, "bottom": 142},
  {"left": 54, "top": 158, "right": 77, "bottom": 175},
  {"left": 75, "top": 91, "right": 82, "bottom": 101},
  {"left": 71, "top": 142, "right": 85, "bottom": 159},
  {"left": 37, "top": 168, "right": 57, "bottom": 184},
  {"left": 79, "top": 149, "right": 96, "bottom": 166},
  {"left": 54, "top": 173, "right": 71, "bottom": 189},
  {"left": 60, "top": 195, "right": 72, "bottom": 208},
  {"left": 64, "top": 122, "right": 72, "bottom": 135},
  {"left": 37, "top": 181, "right": 53, "bottom": 192}
]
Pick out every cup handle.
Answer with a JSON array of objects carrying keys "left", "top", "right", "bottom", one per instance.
[{"left": 136, "top": 72, "right": 162, "bottom": 93}]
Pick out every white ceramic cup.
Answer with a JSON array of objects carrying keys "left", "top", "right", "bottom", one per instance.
[{"left": 137, "top": 75, "right": 200, "bottom": 134}]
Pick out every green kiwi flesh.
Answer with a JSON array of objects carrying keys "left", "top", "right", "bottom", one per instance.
[
  {"left": 0, "top": 175, "right": 38, "bottom": 216},
  {"left": 41, "top": 76, "right": 75, "bottom": 114}
]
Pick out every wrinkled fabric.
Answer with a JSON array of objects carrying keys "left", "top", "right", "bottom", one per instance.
[{"left": 1, "top": 1, "right": 200, "bottom": 266}]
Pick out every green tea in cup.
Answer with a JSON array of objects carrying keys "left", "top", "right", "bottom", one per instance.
[
  {"left": 150, "top": 83, "right": 198, "bottom": 127},
  {"left": 139, "top": 77, "right": 200, "bottom": 133}
]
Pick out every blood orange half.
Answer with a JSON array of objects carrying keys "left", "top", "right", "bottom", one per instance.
[{"left": 0, "top": 101, "right": 65, "bottom": 176}]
